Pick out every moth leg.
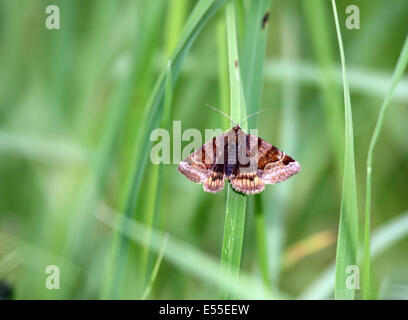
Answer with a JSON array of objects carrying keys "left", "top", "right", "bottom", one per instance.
[
  {"left": 178, "top": 158, "right": 210, "bottom": 183},
  {"left": 203, "top": 171, "right": 225, "bottom": 193},
  {"left": 229, "top": 173, "right": 265, "bottom": 195}
]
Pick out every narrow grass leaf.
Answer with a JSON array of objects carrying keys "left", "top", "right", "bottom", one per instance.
[
  {"left": 97, "top": 206, "right": 277, "bottom": 299},
  {"left": 216, "top": 18, "right": 231, "bottom": 130},
  {"left": 106, "top": 0, "right": 228, "bottom": 299},
  {"left": 142, "top": 61, "right": 174, "bottom": 293},
  {"left": 219, "top": 0, "right": 247, "bottom": 299},
  {"left": 299, "top": 211, "right": 408, "bottom": 299},
  {"left": 240, "top": 0, "right": 271, "bottom": 127},
  {"left": 182, "top": 57, "right": 408, "bottom": 103},
  {"left": 141, "top": 233, "right": 169, "bottom": 300},
  {"left": 165, "top": 0, "right": 188, "bottom": 57},
  {"left": 239, "top": 0, "right": 272, "bottom": 290},
  {"left": 331, "top": 0, "right": 359, "bottom": 300},
  {"left": 265, "top": 2, "right": 300, "bottom": 289},
  {"left": 301, "top": 0, "right": 344, "bottom": 172},
  {"left": 363, "top": 35, "right": 408, "bottom": 299}
]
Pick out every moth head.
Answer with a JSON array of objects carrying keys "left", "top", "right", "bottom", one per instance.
[{"left": 205, "top": 104, "right": 269, "bottom": 129}]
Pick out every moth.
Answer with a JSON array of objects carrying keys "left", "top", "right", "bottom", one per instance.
[{"left": 177, "top": 106, "right": 301, "bottom": 195}]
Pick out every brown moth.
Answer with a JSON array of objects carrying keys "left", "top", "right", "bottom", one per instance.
[{"left": 178, "top": 108, "right": 301, "bottom": 195}]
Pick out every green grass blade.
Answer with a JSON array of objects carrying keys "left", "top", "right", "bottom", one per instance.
[
  {"left": 301, "top": 0, "right": 344, "bottom": 172},
  {"left": 181, "top": 57, "right": 408, "bottom": 103},
  {"left": 265, "top": 1, "right": 300, "bottom": 290},
  {"left": 64, "top": 4, "right": 152, "bottom": 270},
  {"left": 331, "top": 0, "right": 359, "bottom": 300},
  {"left": 363, "top": 35, "right": 408, "bottom": 299},
  {"left": 240, "top": 0, "right": 271, "bottom": 127},
  {"left": 254, "top": 195, "right": 269, "bottom": 286},
  {"left": 225, "top": 2, "right": 246, "bottom": 127},
  {"left": 239, "top": 0, "right": 271, "bottom": 290},
  {"left": 299, "top": 211, "right": 408, "bottom": 300},
  {"left": 219, "top": 0, "right": 247, "bottom": 299},
  {"left": 141, "top": 232, "right": 169, "bottom": 300},
  {"left": 97, "top": 206, "right": 278, "bottom": 299},
  {"left": 263, "top": 60, "right": 408, "bottom": 104},
  {"left": 141, "top": 61, "right": 174, "bottom": 295},
  {"left": 104, "top": 0, "right": 228, "bottom": 299},
  {"left": 165, "top": 0, "right": 188, "bottom": 57},
  {"left": 0, "top": 131, "right": 86, "bottom": 165},
  {"left": 216, "top": 18, "right": 231, "bottom": 130}
]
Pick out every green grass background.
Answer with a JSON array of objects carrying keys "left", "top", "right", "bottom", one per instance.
[{"left": 1, "top": 0, "right": 408, "bottom": 299}]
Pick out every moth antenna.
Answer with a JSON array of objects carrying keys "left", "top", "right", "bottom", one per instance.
[
  {"left": 238, "top": 108, "right": 270, "bottom": 126},
  {"left": 205, "top": 104, "right": 236, "bottom": 126}
]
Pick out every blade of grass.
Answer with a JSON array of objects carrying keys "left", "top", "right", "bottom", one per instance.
[
  {"left": 0, "top": 131, "right": 86, "bottom": 165},
  {"left": 141, "top": 61, "right": 174, "bottom": 295},
  {"left": 105, "top": 0, "right": 228, "bottom": 299},
  {"left": 331, "top": 0, "right": 359, "bottom": 300},
  {"left": 225, "top": 2, "right": 247, "bottom": 127},
  {"left": 240, "top": 0, "right": 271, "bottom": 128},
  {"left": 114, "top": 0, "right": 166, "bottom": 208},
  {"left": 141, "top": 232, "right": 169, "bottom": 300},
  {"left": 180, "top": 57, "right": 408, "bottom": 103},
  {"left": 64, "top": 7, "right": 149, "bottom": 263},
  {"left": 216, "top": 18, "right": 231, "bottom": 130},
  {"left": 239, "top": 0, "right": 272, "bottom": 290},
  {"left": 165, "top": 0, "right": 188, "bottom": 57},
  {"left": 97, "top": 205, "right": 278, "bottom": 299},
  {"left": 263, "top": 60, "right": 408, "bottom": 104},
  {"left": 219, "top": 0, "right": 248, "bottom": 299},
  {"left": 283, "top": 230, "right": 336, "bottom": 270},
  {"left": 299, "top": 211, "right": 408, "bottom": 299},
  {"left": 349, "top": 1, "right": 408, "bottom": 66},
  {"left": 265, "top": 1, "right": 300, "bottom": 289},
  {"left": 302, "top": 0, "right": 344, "bottom": 174},
  {"left": 254, "top": 195, "right": 269, "bottom": 286},
  {"left": 363, "top": 35, "right": 408, "bottom": 299}
]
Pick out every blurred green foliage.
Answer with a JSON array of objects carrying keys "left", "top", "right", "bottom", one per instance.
[{"left": 1, "top": 0, "right": 408, "bottom": 299}]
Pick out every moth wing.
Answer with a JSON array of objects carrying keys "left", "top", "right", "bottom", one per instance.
[
  {"left": 177, "top": 156, "right": 210, "bottom": 183},
  {"left": 247, "top": 133, "right": 301, "bottom": 185},
  {"left": 203, "top": 171, "right": 225, "bottom": 193},
  {"left": 230, "top": 172, "right": 265, "bottom": 195},
  {"left": 178, "top": 134, "right": 225, "bottom": 185}
]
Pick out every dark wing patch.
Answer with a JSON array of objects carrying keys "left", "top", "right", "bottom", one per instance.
[
  {"left": 256, "top": 137, "right": 281, "bottom": 169},
  {"left": 203, "top": 171, "right": 225, "bottom": 193}
]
